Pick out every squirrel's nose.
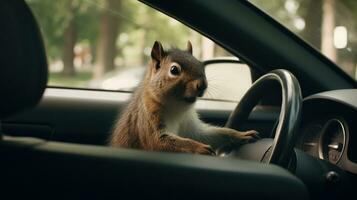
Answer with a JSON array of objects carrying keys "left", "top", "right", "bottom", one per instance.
[{"left": 196, "top": 78, "right": 207, "bottom": 97}]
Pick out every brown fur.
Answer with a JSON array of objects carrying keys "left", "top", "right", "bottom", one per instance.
[{"left": 110, "top": 41, "right": 257, "bottom": 155}]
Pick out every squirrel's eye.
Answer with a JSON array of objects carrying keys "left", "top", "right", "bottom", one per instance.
[{"left": 170, "top": 65, "right": 181, "bottom": 76}]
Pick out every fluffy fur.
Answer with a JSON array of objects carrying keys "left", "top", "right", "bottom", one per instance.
[{"left": 110, "top": 41, "right": 257, "bottom": 155}]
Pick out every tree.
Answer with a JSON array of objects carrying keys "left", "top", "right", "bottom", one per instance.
[
  {"left": 94, "top": 0, "right": 122, "bottom": 80},
  {"left": 27, "top": 0, "right": 70, "bottom": 60},
  {"left": 301, "top": 0, "right": 322, "bottom": 49},
  {"left": 321, "top": 0, "right": 337, "bottom": 61},
  {"left": 27, "top": 0, "right": 98, "bottom": 76},
  {"left": 62, "top": 0, "right": 77, "bottom": 76}
]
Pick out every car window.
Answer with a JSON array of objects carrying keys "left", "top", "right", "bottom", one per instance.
[
  {"left": 249, "top": 0, "right": 357, "bottom": 81},
  {"left": 26, "top": 0, "right": 251, "bottom": 102}
]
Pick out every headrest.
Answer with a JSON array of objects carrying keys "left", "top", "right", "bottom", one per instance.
[{"left": 0, "top": 1, "right": 48, "bottom": 119}]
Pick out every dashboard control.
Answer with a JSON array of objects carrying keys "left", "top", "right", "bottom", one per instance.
[
  {"left": 299, "top": 89, "right": 357, "bottom": 174},
  {"left": 318, "top": 119, "right": 346, "bottom": 164},
  {"left": 325, "top": 171, "right": 340, "bottom": 185},
  {"left": 301, "top": 123, "right": 323, "bottom": 156}
]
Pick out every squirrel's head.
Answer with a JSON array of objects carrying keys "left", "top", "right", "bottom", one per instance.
[{"left": 146, "top": 41, "right": 207, "bottom": 104}]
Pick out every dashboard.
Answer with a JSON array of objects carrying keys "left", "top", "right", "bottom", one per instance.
[{"left": 297, "top": 89, "right": 357, "bottom": 174}]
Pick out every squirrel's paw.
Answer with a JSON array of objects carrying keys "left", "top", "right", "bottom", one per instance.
[
  {"left": 185, "top": 143, "right": 216, "bottom": 156},
  {"left": 233, "top": 130, "right": 260, "bottom": 144},
  {"left": 215, "top": 129, "right": 260, "bottom": 155}
]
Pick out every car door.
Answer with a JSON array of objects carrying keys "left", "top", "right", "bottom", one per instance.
[{"left": 2, "top": 0, "right": 279, "bottom": 145}]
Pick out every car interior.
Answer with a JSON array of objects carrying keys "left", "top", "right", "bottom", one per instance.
[{"left": 1, "top": 0, "right": 356, "bottom": 199}]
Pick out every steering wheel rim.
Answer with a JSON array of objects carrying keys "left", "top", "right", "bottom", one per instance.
[{"left": 225, "top": 69, "right": 302, "bottom": 168}]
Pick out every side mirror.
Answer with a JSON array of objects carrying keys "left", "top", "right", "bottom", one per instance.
[{"left": 203, "top": 57, "right": 252, "bottom": 102}]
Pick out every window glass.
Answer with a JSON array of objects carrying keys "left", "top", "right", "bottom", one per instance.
[
  {"left": 26, "top": 0, "right": 251, "bottom": 101},
  {"left": 249, "top": 0, "right": 357, "bottom": 80}
]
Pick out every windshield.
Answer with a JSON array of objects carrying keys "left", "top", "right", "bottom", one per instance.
[{"left": 249, "top": 0, "right": 357, "bottom": 81}]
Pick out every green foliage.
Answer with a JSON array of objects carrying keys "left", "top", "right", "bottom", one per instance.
[
  {"left": 27, "top": 0, "right": 356, "bottom": 80},
  {"left": 118, "top": 1, "right": 191, "bottom": 63},
  {"left": 49, "top": 71, "right": 92, "bottom": 87},
  {"left": 27, "top": 0, "right": 70, "bottom": 58},
  {"left": 27, "top": 0, "right": 191, "bottom": 64},
  {"left": 75, "top": 1, "right": 100, "bottom": 45},
  {"left": 27, "top": 0, "right": 100, "bottom": 60}
]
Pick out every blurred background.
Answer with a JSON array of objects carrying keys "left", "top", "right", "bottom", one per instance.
[
  {"left": 250, "top": 0, "right": 357, "bottom": 79},
  {"left": 26, "top": 0, "right": 356, "bottom": 96},
  {"left": 26, "top": 0, "right": 232, "bottom": 91}
]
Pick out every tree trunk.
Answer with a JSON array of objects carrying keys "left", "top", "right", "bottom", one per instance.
[
  {"left": 94, "top": 0, "right": 121, "bottom": 80},
  {"left": 200, "top": 37, "right": 215, "bottom": 60},
  {"left": 302, "top": 0, "right": 322, "bottom": 49},
  {"left": 321, "top": 0, "right": 337, "bottom": 61},
  {"left": 214, "top": 45, "right": 231, "bottom": 57},
  {"left": 62, "top": 1, "right": 76, "bottom": 76}
]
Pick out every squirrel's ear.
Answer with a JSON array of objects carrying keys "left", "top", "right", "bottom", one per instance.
[
  {"left": 151, "top": 41, "right": 165, "bottom": 63},
  {"left": 187, "top": 40, "right": 193, "bottom": 55}
]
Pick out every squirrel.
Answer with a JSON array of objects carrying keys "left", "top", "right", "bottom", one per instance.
[{"left": 110, "top": 41, "right": 258, "bottom": 155}]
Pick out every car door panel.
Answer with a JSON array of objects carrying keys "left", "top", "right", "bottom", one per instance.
[
  {"left": 1, "top": 136, "right": 308, "bottom": 199},
  {"left": 3, "top": 88, "right": 279, "bottom": 145},
  {"left": 2, "top": 123, "right": 53, "bottom": 140}
]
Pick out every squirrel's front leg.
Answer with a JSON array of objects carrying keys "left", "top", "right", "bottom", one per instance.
[
  {"left": 155, "top": 134, "right": 215, "bottom": 155},
  {"left": 184, "top": 126, "right": 259, "bottom": 152},
  {"left": 216, "top": 127, "right": 259, "bottom": 142},
  {"left": 207, "top": 127, "right": 259, "bottom": 150}
]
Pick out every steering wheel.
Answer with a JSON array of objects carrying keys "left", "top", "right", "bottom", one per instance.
[{"left": 225, "top": 69, "right": 302, "bottom": 169}]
